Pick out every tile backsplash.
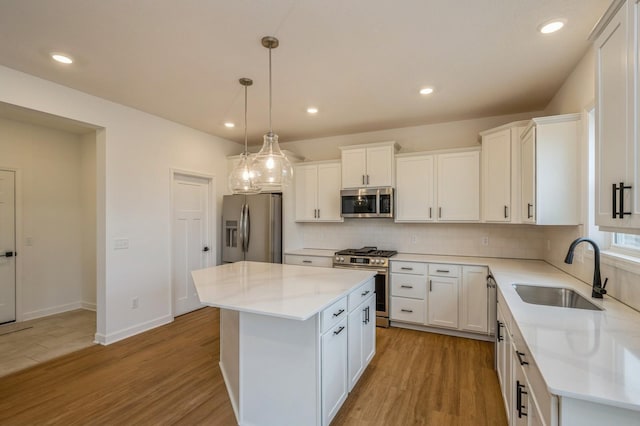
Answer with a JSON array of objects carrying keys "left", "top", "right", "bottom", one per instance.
[{"left": 298, "top": 220, "right": 546, "bottom": 259}]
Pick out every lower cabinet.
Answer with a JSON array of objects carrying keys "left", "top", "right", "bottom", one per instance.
[
  {"left": 321, "top": 316, "right": 349, "bottom": 426},
  {"left": 390, "top": 261, "right": 490, "bottom": 338},
  {"left": 348, "top": 294, "right": 375, "bottom": 391},
  {"left": 284, "top": 254, "right": 333, "bottom": 268}
]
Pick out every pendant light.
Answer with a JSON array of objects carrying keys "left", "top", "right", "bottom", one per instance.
[
  {"left": 251, "top": 36, "right": 293, "bottom": 191},
  {"left": 228, "top": 77, "right": 261, "bottom": 194}
]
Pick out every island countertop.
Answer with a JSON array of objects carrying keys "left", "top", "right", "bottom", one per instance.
[{"left": 191, "top": 261, "right": 375, "bottom": 321}]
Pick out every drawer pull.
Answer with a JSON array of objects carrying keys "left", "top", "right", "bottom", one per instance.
[
  {"left": 302, "top": 260, "right": 312, "bottom": 263},
  {"left": 400, "top": 285, "right": 413, "bottom": 289},
  {"left": 400, "top": 309, "right": 414, "bottom": 313},
  {"left": 516, "top": 350, "right": 529, "bottom": 366},
  {"left": 436, "top": 269, "right": 450, "bottom": 273},
  {"left": 333, "top": 326, "right": 345, "bottom": 336},
  {"left": 361, "top": 290, "right": 370, "bottom": 296},
  {"left": 400, "top": 267, "right": 413, "bottom": 271},
  {"left": 332, "top": 309, "right": 345, "bottom": 318},
  {"left": 516, "top": 380, "right": 528, "bottom": 418}
]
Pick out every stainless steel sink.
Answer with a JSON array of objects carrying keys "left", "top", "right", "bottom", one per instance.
[{"left": 512, "top": 284, "right": 603, "bottom": 311}]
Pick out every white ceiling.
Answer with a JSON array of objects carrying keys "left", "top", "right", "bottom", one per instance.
[{"left": 0, "top": 0, "right": 609, "bottom": 145}]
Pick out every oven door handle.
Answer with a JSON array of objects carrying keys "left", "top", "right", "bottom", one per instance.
[{"left": 333, "top": 265, "right": 387, "bottom": 274}]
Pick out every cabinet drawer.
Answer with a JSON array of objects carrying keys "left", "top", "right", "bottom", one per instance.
[
  {"left": 391, "top": 274, "right": 426, "bottom": 299},
  {"left": 348, "top": 278, "right": 375, "bottom": 311},
  {"left": 428, "top": 263, "right": 460, "bottom": 277},
  {"left": 322, "top": 297, "right": 348, "bottom": 334},
  {"left": 285, "top": 254, "right": 333, "bottom": 268},
  {"left": 391, "top": 261, "right": 427, "bottom": 275},
  {"left": 390, "top": 297, "right": 425, "bottom": 324}
]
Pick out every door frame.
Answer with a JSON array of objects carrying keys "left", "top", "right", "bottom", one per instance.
[
  {"left": 169, "top": 168, "right": 216, "bottom": 318},
  {"left": 0, "top": 167, "right": 22, "bottom": 322}
]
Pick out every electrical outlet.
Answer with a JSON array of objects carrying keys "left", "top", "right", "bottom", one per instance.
[
  {"left": 25, "top": 237, "right": 33, "bottom": 246},
  {"left": 481, "top": 236, "right": 489, "bottom": 246},
  {"left": 411, "top": 235, "right": 417, "bottom": 244},
  {"left": 114, "top": 238, "right": 129, "bottom": 250},
  {"left": 131, "top": 297, "right": 139, "bottom": 309}
]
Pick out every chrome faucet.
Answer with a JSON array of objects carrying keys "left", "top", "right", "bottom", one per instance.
[{"left": 564, "top": 237, "right": 608, "bottom": 299}]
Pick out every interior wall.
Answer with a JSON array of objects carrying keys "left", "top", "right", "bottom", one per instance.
[
  {"left": 0, "top": 65, "right": 241, "bottom": 344},
  {"left": 0, "top": 117, "right": 88, "bottom": 319},
  {"left": 80, "top": 133, "right": 97, "bottom": 309}
]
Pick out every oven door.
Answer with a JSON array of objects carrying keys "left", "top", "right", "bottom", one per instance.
[{"left": 333, "top": 265, "right": 389, "bottom": 327}]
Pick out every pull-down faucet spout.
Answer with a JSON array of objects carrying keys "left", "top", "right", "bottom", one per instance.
[{"left": 564, "top": 237, "right": 608, "bottom": 299}]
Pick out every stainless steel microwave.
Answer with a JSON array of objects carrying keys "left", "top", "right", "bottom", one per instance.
[{"left": 340, "top": 187, "right": 394, "bottom": 218}]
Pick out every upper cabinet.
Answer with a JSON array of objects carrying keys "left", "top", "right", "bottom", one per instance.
[
  {"left": 340, "top": 142, "right": 398, "bottom": 188},
  {"left": 294, "top": 161, "right": 343, "bottom": 222},
  {"left": 480, "top": 122, "right": 527, "bottom": 223},
  {"left": 520, "top": 114, "right": 580, "bottom": 225},
  {"left": 395, "top": 149, "right": 480, "bottom": 223},
  {"left": 593, "top": 0, "right": 640, "bottom": 231}
]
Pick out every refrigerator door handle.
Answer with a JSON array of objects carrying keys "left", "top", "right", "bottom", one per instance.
[
  {"left": 239, "top": 203, "right": 246, "bottom": 252},
  {"left": 244, "top": 204, "right": 251, "bottom": 252}
]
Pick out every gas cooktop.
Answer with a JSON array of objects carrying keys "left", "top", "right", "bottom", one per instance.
[{"left": 335, "top": 246, "right": 398, "bottom": 258}]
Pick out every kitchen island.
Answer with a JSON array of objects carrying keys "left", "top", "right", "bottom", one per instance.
[{"left": 191, "top": 261, "right": 376, "bottom": 426}]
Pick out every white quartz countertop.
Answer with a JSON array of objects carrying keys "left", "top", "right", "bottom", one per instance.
[
  {"left": 191, "top": 261, "right": 374, "bottom": 321},
  {"left": 393, "top": 253, "right": 640, "bottom": 412},
  {"left": 284, "top": 248, "right": 337, "bottom": 257}
]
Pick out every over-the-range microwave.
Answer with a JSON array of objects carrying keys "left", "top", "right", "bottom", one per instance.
[{"left": 340, "top": 187, "right": 393, "bottom": 218}]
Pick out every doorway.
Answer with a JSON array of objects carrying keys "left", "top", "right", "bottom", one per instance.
[
  {"left": 171, "top": 172, "right": 215, "bottom": 316},
  {"left": 0, "top": 169, "right": 16, "bottom": 324}
]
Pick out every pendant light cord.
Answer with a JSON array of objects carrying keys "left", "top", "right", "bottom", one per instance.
[
  {"left": 268, "top": 45, "right": 273, "bottom": 136},
  {"left": 244, "top": 84, "right": 248, "bottom": 154}
]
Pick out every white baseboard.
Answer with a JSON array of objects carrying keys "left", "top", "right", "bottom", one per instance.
[
  {"left": 22, "top": 301, "right": 85, "bottom": 321},
  {"left": 220, "top": 361, "right": 240, "bottom": 423},
  {"left": 389, "top": 321, "right": 495, "bottom": 342},
  {"left": 94, "top": 314, "right": 173, "bottom": 346},
  {"left": 81, "top": 301, "right": 97, "bottom": 311}
]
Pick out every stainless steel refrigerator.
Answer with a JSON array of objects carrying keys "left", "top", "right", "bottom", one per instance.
[{"left": 222, "top": 193, "right": 282, "bottom": 263}]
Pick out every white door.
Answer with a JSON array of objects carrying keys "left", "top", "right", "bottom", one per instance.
[
  {"left": 482, "top": 129, "right": 512, "bottom": 222},
  {"left": 428, "top": 276, "right": 459, "bottom": 329},
  {"left": 341, "top": 148, "right": 367, "bottom": 188},
  {"left": 316, "top": 163, "right": 342, "bottom": 221},
  {"left": 366, "top": 145, "right": 393, "bottom": 187},
  {"left": 172, "top": 173, "right": 212, "bottom": 316},
  {"left": 460, "top": 266, "right": 488, "bottom": 333},
  {"left": 294, "top": 164, "right": 318, "bottom": 221},
  {"left": 521, "top": 127, "right": 536, "bottom": 224},
  {"left": 0, "top": 170, "right": 16, "bottom": 324},
  {"left": 437, "top": 151, "right": 480, "bottom": 221},
  {"left": 396, "top": 155, "right": 434, "bottom": 221}
]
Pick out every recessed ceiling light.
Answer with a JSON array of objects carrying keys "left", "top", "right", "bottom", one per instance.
[
  {"left": 51, "top": 53, "right": 73, "bottom": 64},
  {"left": 307, "top": 107, "right": 318, "bottom": 114},
  {"left": 419, "top": 87, "right": 434, "bottom": 95},
  {"left": 224, "top": 122, "right": 235, "bottom": 128},
  {"left": 539, "top": 19, "right": 566, "bottom": 34}
]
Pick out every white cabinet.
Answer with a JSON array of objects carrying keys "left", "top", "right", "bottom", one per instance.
[
  {"left": 284, "top": 254, "right": 333, "bottom": 268},
  {"left": 390, "top": 261, "right": 428, "bottom": 325},
  {"left": 340, "top": 142, "right": 397, "bottom": 188},
  {"left": 294, "top": 162, "right": 342, "bottom": 222},
  {"left": 460, "top": 266, "right": 489, "bottom": 333},
  {"left": 427, "top": 275, "right": 459, "bottom": 329},
  {"left": 395, "top": 155, "right": 435, "bottom": 221},
  {"left": 348, "top": 293, "right": 375, "bottom": 391},
  {"left": 496, "top": 303, "right": 512, "bottom": 424},
  {"left": 395, "top": 149, "right": 480, "bottom": 223},
  {"left": 520, "top": 115, "right": 580, "bottom": 225},
  {"left": 480, "top": 123, "right": 527, "bottom": 223},
  {"left": 593, "top": 0, "right": 640, "bottom": 231},
  {"left": 321, "top": 316, "right": 348, "bottom": 426}
]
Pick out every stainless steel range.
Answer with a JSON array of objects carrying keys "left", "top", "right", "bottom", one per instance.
[{"left": 333, "top": 246, "right": 397, "bottom": 327}]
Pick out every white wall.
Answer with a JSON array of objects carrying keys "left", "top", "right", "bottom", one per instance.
[
  {"left": 80, "top": 133, "right": 97, "bottom": 308},
  {"left": 0, "top": 117, "right": 93, "bottom": 319},
  {"left": 0, "top": 65, "right": 241, "bottom": 343}
]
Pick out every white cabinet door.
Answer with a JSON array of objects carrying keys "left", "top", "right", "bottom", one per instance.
[
  {"left": 595, "top": 1, "right": 640, "bottom": 230},
  {"left": 322, "top": 317, "right": 348, "bottom": 426},
  {"left": 521, "top": 127, "right": 536, "bottom": 224},
  {"left": 341, "top": 148, "right": 367, "bottom": 189},
  {"left": 436, "top": 151, "right": 480, "bottom": 221},
  {"left": 427, "top": 276, "right": 459, "bottom": 329},
  {"left": 395, "top": 155, "right": 435, "bottom": 222},
  {"left": 295, "top": 164, "right": 318, "bottom": 221},
  {"left": 496, "top": 306, "right": 511, "bottom": 424},
  {"left": 317, "top": 163, "right": 342, "bottom": 221},
  {"left": 348, "top": 294, "right": 376, "bottom": 391},
  {"left": 482, "top": 129, "right": 512, "bottom": 222},
  {"left": 512, "top": 350, "right": 529, "bottom": 426},
  {"left": 460, "top": 266, "right": 488, "bottom": 333},
  {"left": 362, "top": 295, "right": 376, "bottom": 365},
  {"left": 366, "top": 144, "right": 394, "bottom": 187}
]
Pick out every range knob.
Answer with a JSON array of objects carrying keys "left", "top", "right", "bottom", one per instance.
[
  {"left": 335, "top": 256, "right": 340, "bottom": 261},
  {"left": 373, "top": 259, "right": 380, "bottom": 264},
  {"left": 340, "top": 257, "right": 345, "bottom": 262}
]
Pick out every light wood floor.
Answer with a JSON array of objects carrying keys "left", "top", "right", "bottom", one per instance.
[{"left": 0, "top": 307, "right": 506, "bottom": 425}]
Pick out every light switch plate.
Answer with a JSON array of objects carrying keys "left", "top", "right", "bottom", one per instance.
[{"left": 114, "top": 238, "right": 129, "bottom": 250}]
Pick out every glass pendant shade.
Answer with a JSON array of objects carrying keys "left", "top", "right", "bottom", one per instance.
[
  {"left": 228, "top": 152, "right": 261, "bottom": 194},
  {"left": 252, "top": 132, "right": 293, "bottom": 191}
]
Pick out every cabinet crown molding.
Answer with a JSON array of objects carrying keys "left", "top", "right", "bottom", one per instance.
[
  {"left": 479, "top": 120, "right": 529, "bottom": 137},
  {"left": 589, "top": 0, "right": 627, "bottom": 41},
  {"left": 338, "top": 141, "right": 399, "bottom": 151}
]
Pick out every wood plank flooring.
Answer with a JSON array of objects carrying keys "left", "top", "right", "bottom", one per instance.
[{"left": 0, "top": 307, "right": 506, "bottom": 425}]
